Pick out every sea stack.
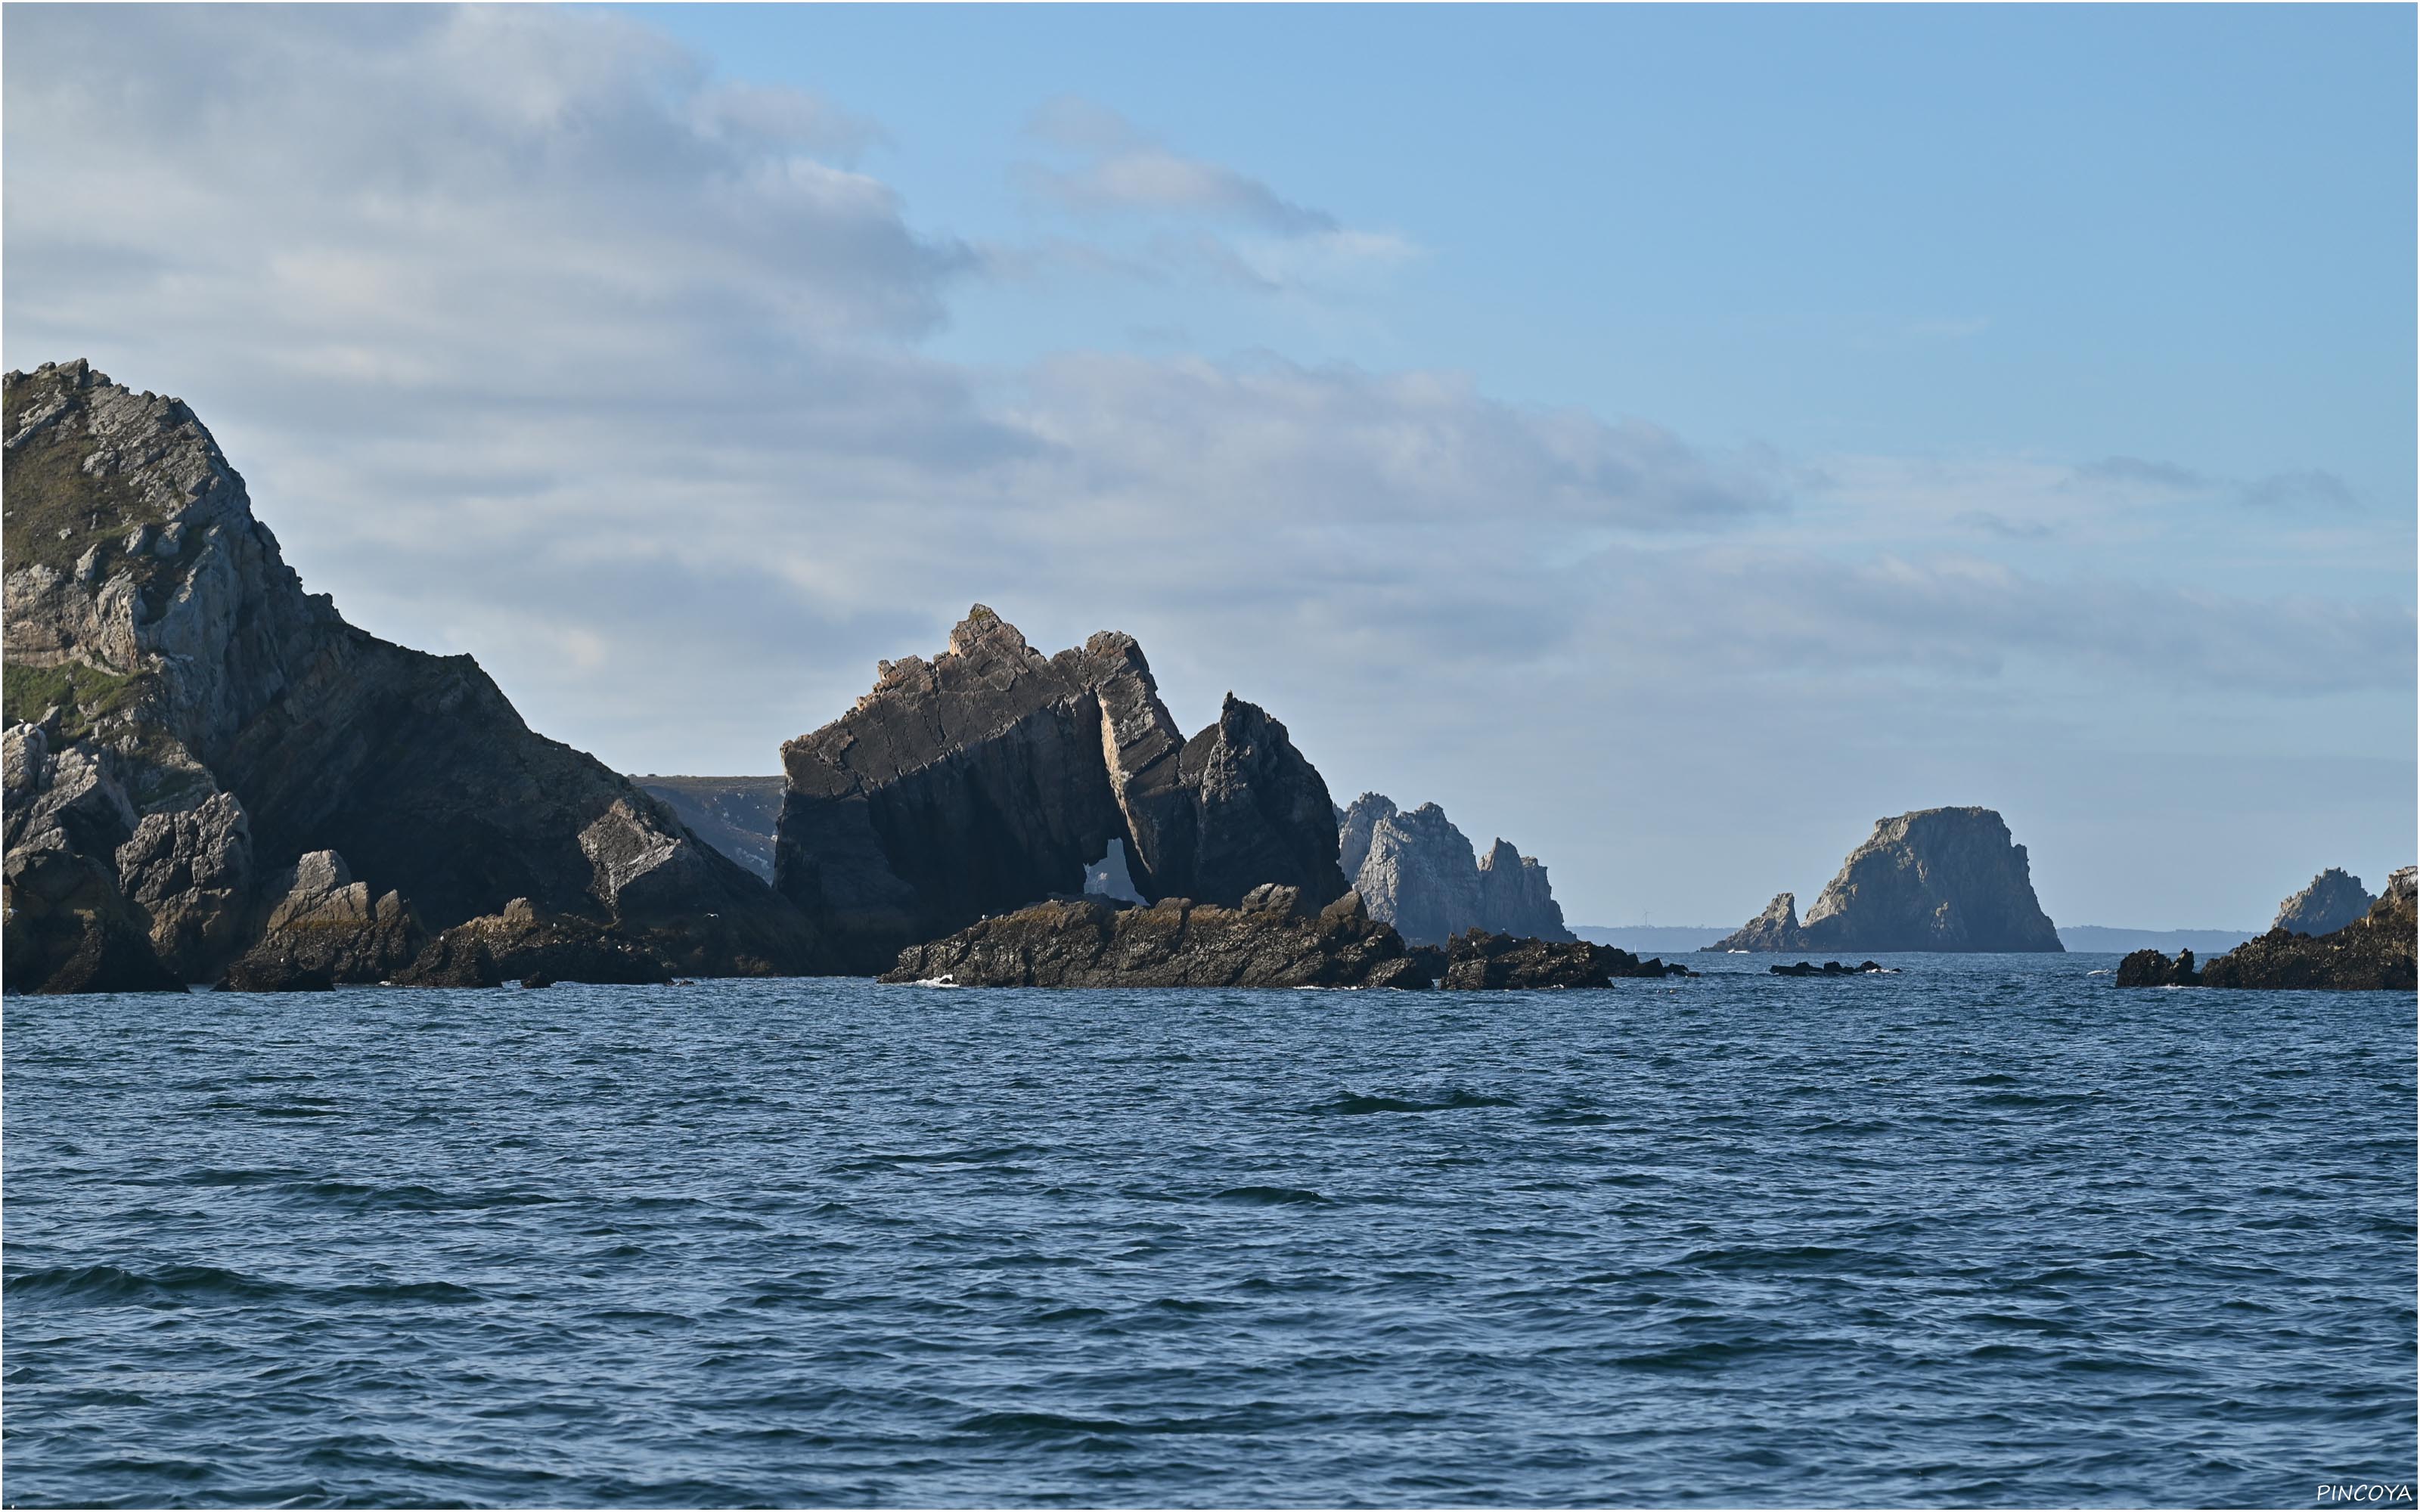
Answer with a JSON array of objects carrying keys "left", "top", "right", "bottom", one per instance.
[
  {"left": 1, "top": 361, "right": 818, "bottom": 992},
  {"left": 1705, "top": 807, "right": 2062, "bottom": 953},
  {"left": 776, "top": 607, "right": 1348, "bottom": 974},
  {"left": 2271, "top": 868, "right": 2376, "bottom": 937},
  {"left": 1333, "top": 791, "right": 1573, "bottom": 946}
]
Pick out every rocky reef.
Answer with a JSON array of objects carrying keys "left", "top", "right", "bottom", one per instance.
[
  {"left": 2, "top": 360, "right": 818, "bottom": 992},
  {"left": 880, "top": 885, "right": 1429, "bottom": 989},
  {"left": 2271, "top": 868, "right": 2375, "bottom": 937},
  {"left": 1436, "top": 929, "right": 1691, "bottom": 990},
  {"left": 2118, "top": 867, "right": 2414, "bottom": 991},
  {"left": 1705, "top": 808, "right": 2062, "bottom": 953},
  {"left": 635, "top": 776, "right": 783, "bottom": 881},
  {"left": 778, "top": 607, "right": 1348, "bottom": 974},
  {"left": 1335, "top": 792, "right": 1573, "bottom": 946}
]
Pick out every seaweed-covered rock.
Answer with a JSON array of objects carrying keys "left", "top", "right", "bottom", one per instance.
[
  {"left": 393, "top": 897, "right": 673, "bottom": 989},
  {"left": 2114, "top": 947, "right": 2201, "bottom": 987},
  {"left": 1437, "top": 929, "right": 1692, "bottom": 990},
  {"left": 2195, "top": 868, "right": 2415, "bottom": 991},
  {"left": 880, "top": 885, "right": 1428, "bottom": 990}
]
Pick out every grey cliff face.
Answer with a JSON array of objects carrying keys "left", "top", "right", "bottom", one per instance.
[
  {"left": 1704, "top": 892, "right": 1801, "bottom": 952},
  {"left": 1339, "top": 795, "right": 1573, "bottom": 946},
  {"left": 2, "top": 360, "right": 816, "bottom": 992},
  {"left": 1708, "top": 808, "right": 2062, "bottom": 953},
  {"left": 1353, "top": 802, "right": 1483, "bottom": 947},
  {"left": 777, "top": 607, "right": 1348, "bottom": 974},
  {"left": 2272, "top": 868, "right": 2375, "bottom": 937}
]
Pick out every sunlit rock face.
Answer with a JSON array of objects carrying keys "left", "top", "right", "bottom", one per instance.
[{"left": 1710, "top": 807, "right": 2063, "bottom": 954}]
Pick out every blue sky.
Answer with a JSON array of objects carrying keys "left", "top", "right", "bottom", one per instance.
[{"left": 5, "top": 4, "right": 2412, "bottom": 927}]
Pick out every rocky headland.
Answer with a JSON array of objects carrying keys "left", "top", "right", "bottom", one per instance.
[
  {"left": 2117, "top": 866, "right": 2414, "bottom": 991},
  {"left": 2270, "top": 868, "right": 2375, "bottom": 937},
  {"left": 2, "top": 361, "right": 817, "bottom": 992},
  {"left": 1704, "top": 807, "right": 2062, "bottom": 953},
  {"left": 1335, "top": 792, "right": 1573, "bottom": 945},
  {"left": 777, "top": 607, "right": 1348, "bottom": 974}
]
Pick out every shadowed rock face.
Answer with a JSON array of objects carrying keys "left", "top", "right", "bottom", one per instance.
[
  {"left": 777, "top": 607, "right": 1346, "bottom": 974},
  {"left": 880, "top": 885, "right": 1429, "bottom": 990},
  {"left": 635, "top": 776, "right": 783, "bottom": 881},
  {"left": 2121, "top": 866, "right": 2415, "bottom": 991},
  {"left": 2272, "top": 868, "right": 2375, "bottom": 937},
  {"left": 1708, "top": 808, "right": 2062, "bottom": 954},
  {"left": 2, "top": 360, "right": 817, "bottom": 991}
]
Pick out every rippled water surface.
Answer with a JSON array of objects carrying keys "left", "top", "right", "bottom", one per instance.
[{"left": 7, "top": 958, "right": 2414, "bottom": 1507}]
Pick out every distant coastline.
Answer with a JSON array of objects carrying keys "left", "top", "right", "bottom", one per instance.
[{"left": 1580, "top": 924, "right": 2260, "bottom": 955}]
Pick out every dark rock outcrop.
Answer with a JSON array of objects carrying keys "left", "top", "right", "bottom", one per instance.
[
  {"left": 2, "top": 360, "right": 816, "bottom": 992},
  {"left": 1437, "top": 929, "right": 1692, "bottom": 990},
  {"left": 392, "top": 897, "right": 675, "bottom": 989},
  {"left": 2115, "top": 947, "right": 2201, "bottom": 987},
  {"left": 634, "top": 776, "right": 783, "bottom": 881},
  {"left": 2271, "top": 868, "right": 2375, "bottom": 937},
  {"left": 1770, "top": 960, "right": 1891, "bottom": 977},
  {"left": 778, "top": 607, "right": 1347, "bottom": 973},
  {"left": 1339, "top": 792, "right": 1574, "bottom": 945},
  {"left": 879, "top": 885, "right": 1429, "bottom": 990},
  {"left": 2118, "top": 867, "right": 2415, "bottom": 991},
  {"left": 1705, "top": 808, "right": 2062, "bottom": 953}
]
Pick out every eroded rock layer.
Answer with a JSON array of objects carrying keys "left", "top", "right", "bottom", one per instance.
[
  {"left": 2, "top": 360, "right": 816, "bottom": 991},
  {"left": 777, "top": 608, "right": 1347, "bottom": 973}
]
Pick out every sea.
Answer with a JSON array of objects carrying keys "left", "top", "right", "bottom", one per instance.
[{"left": 6, "top": 955, "right": 2413, "bottom": 1508}]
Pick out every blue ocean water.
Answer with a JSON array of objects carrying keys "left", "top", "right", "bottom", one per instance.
[{"left": 5, "top": 956, "right": 2413, "bottom": 1508}]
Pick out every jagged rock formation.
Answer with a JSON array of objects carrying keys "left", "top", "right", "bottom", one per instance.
[
  {"left": 219, "top": 850, "right": 430, "bottom": 991},
  {"left": 1704, "top": 893, "right": 1802, "bottom": 952},
  {"left": 1336, "top": 792, "right": 1573, "bottom": 946},
  {"left": 777, "top": 607, "right": 1348, "bottom": 973},
  {"left": 2, "top": 360, "right": 816, "bottom": 992},
  {"left": 2272, "top": 868, "right": 2375, "bottom": 937},
  {"left": 2120, "top": 867, "right": 2414, "bottom": 991},
  {"left": 636, "top": 776, "right": 783, "bottom": 881},
  {"left": 2114, "top": 947, "right": 2203, "bottom": 987},
  {"left": 1436, "top": 929, "right": 1691, "bottom": 990},
  {"left": 1705, "top": 808, "right": 2062, "bottom": 953},
  {"left": 879, "top": 885, "right": 1430, "bottom": 990}
]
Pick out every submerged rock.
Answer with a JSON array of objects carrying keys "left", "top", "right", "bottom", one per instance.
[
  {"left": 1, "top": 361, "right": 815, "bottom": 993},
  {"left": 1707, "top": 808, "right": 2062, "bottom": 953},
  {"left": 2271, "top": 868, "right": 2375, "bottom": 937},
  {"left": 879, "top": 885, "right": 1429, "bottom": 990},
  {"left": 779, "top": 607, "right": 1347, "bottom": 973},
  {"left": 1437, "top": 929, "right": 1692, "bottom": 990}
]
